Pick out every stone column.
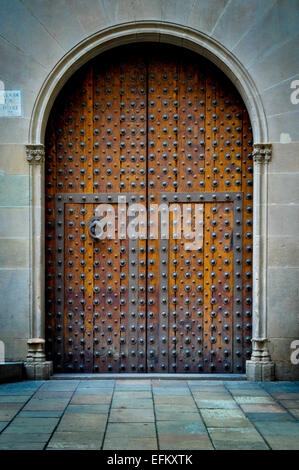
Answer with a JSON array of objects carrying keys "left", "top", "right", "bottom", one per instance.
[
  {"left": 25, "top": 144, "right": 52, "bottom": 380},
  {"left": 246, "top": 143, "right": 275, "bottom": 381}
]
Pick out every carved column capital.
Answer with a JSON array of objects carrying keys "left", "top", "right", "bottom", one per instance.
[
  {"left": 252, "top": 143, "right": 272, "bottom": 163},
  {"left": 26, "top": 144, "right": 45, "bottom": 164}
]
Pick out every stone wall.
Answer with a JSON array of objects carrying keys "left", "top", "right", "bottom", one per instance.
[
  {"left": 0, "top": 0, "right": 298, "bottom": 379},
  {"left": 0, "top": 144, "right": 30, "bottom": 361},
  {"left": 268, "top": 143, "right": 299, "bottom": 380}
]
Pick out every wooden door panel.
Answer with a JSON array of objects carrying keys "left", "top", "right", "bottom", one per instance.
[
  {"left": 55, "top": 194, "right": 147, "bottom": 373},
  {"left": 167, "top": 201, "right": 205, "bottom": 373},
  {"left": 157, "top": 193, "right": 242, "bottom": 373}
]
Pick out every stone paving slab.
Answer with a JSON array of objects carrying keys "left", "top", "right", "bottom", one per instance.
[
  {"left": 280, "top": 399, "right": 299, "bottom": 408},
  {"left": 47, "top": 431, "right": 103, "bottom": 450},
  {"left": 254, "top": 421, "right": 299, "bottom": 450},
  {"left": 155, "top": 403, "right": 198, "bottom": 413},
  {"left": 115, "top": 383, "right": 152, "bottom": 392},
  {"left": 103, "top": 437, "right": 158, "bottom": 450},
  {"left": 226, "top": 382, "right": 262, "bottom": 388},
  {"left": 208, "top": 427, "right": 269, "bottom": 450},
  {"left": 18, "top": 410, "right": 65, "bottom": 418},
  {"left": 57, "top": 413, "right": 107, "bottom": 432},
  {"left": 3, "top": 416, "right": 59, "bottom": 434},
  {"left": 234, "top": 396, "right": 276, "bottom": 404},
  {"left": 153, "top": 380, "right": 190, "bottom": 387},
  {"left": 157, "top": 420, "right": 207, "bottom": 435},
  {"left": 159, "top": 433, "right": 214, "bottom": 450},
  {"left": 65, "top": 404, "right": 110, "bottom": 414},
  {"left": 109, "top": 408, "right": 155, "bottom": 423},
  {"left": 189, "top": 385, "right": 227, "bottom": 392},
  {"left": 262, "top": 383, "right": 299, "bottom": 393},
  {"left": 0, "top": 382, "right": 43, "bottom": 393},
  {"left": 74, "top": 388, "right": 113, "bottom": 396},
  {"left": 0, "top": 422, "right": 8, "bottom": 432},
  {"left": 289, "top": 409, "right": 299, "bottom": 419},
  {"left": 155, "top": 409, "right": 203, "bottom": 422},
  {"left": 111, "top": 397, "right": 154, "bottom": 409},
  {"left": 201, "top": 409, "right": 253, "bottom": 428},
  {"left": 188, "top": 380, "right": 225, "bottom": 386},
  {"left": 0, "top": 395, "right": 29, "bottom": 403},
  {"left": 0, "top": 442, "right": 46, "bottom": 450},
  {"left": 113, "top": 391, "right": 152, "bottom": 400},
  {"left": 154, "top": 395, "right": 195, "bottom": 406},
  {"left": 246, "top": 412, "right": 296, "bottom": 422},
  {"left": 254, "top": 420, "right": 299, "bottom": 436},
  {"left": 153, "top": 387, "right": 191, "bottom": 396},
  {"left": 33, "top": 390, "right": 73, "bottom": 399},
  {"left": 39, "top": 382, "right": 79, "bottom": 392},
  {"left": 259, "top": 435, "right": 299, "bottom": 450},
  {"left": 157, "top": 420, "right": 212, "bottom": 450},
  {"left": 0, "top": 431, "right": 52, "bottom": 442},
  {"left": 0, "top": 432, "right": 52, "bottom": 449},
  {"left": 70, "top": 394, "right": 111, "bottom": 405},
  {"left": 115, "top": 380, "right": 149, "bottom": 385},
  {"left": 0, "top": 403, "right": 24, "bottom": 420},
  {"left": 0, "top": 379, "right": 298, "bottom": 450},
  {"left": 77, "top": 380, "right": 114, "bottom": 387},
  {"left": 194, "top": 399, "right": 239, "bottom": 409},
  {"left": 0, "top": 389, "right": 37, "bottom": 396},
  {"left": 192, "top": 391, "right": 232, "bottom": 400},
  {"left": 23, "top": 398, "right": 70, "bottom": 411},
  {"left": 105, "top": 422, "right": 156, "bottom": 438},
  {"left": 104, "top": 422, "right": 157, "bottom": 450},
  {"left": 271, "top": 393, "right": 299, "bottom": 399},
  {"left": 228, "top": 389, "right": 270, "bottom": 397},
  {"left": 239, "top": 403, "right": 287, "bottom": 414}
]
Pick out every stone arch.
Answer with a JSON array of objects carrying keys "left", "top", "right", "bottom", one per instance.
[
  {"left": 28, "top": 21, "right": 268, "bottom": 145},
  {"left": 25, "top": 21, "right": 274, "bottom": 380}
]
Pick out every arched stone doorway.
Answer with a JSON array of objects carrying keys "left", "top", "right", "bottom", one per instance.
[
  {"left": 44, "top": 43, "right": 254, "bottom": 374},
  {"left": 25, "top": 23, "right": 274, "bottom": 380}
]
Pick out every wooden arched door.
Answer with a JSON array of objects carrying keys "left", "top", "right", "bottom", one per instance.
[{"left": 45, "top": 44, "right": 253, "bottom": 374}]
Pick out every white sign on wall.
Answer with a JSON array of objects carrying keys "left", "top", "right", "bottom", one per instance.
[{"left": 0, "top": 90, "right": 22, "bottom": 117}]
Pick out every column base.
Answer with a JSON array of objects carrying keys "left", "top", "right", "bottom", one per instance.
[
  {"left": 26, "top": 338, "right": 46, "bottom": 362},
  {"left": 24, "top": 361, "right": 53, "bottom": 380},
  {"left": 246, "top": 360, "right": 275, "bottom": 382}
]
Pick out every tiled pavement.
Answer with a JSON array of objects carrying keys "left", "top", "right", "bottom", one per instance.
[{"left": 0, "top": 379, "right": 299, "bottom": 450}]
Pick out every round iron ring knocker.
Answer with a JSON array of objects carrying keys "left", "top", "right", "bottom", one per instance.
[{"left": 88, "top": 216, "right": 105, "bottom": 241}]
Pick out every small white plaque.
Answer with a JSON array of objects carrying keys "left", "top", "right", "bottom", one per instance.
[{"left": 0, "top": 90, "right": 22, "bottom": 117}]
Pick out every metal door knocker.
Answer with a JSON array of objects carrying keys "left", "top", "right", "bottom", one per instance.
[{"left": 88, "top": 216, "right": 105, "bottom": 241}]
